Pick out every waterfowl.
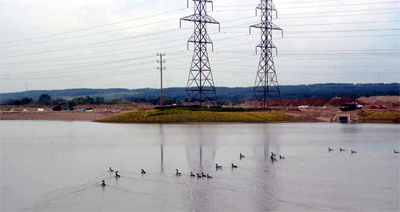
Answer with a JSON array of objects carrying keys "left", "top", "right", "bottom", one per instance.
[
  {"left": 197, "top": 173, "right": 202, "bottom": 178},
  {"left": 141, "top": 169, "right": 146, "bottom": 174},
  {"left": 207, "top": 174, "right": 212, "bottom": 179},
  {"left": 270, "top": 155, "right": 277, "bottom": 162},
  {"left": 175, "top": 169, "right": 181, "bottom": 176},
  {"left": 351, "top": 150, "right": 357, "bottom": 154},
  {"left": 340, "top": 148, "right": 345, "bottom": 152},
  {"left": 271, "top": 152, "right": 276, "bottom": 157},
  {"left": 109, "top": 167, "right": 114, "bottom": 172},
  {"left": 279, "top": 155, "right": 284, "bottom": 159},
  {"left": 240, "top": 153, "right": 245, "bottom": 159},
  {"left": 115, "top": 171, "right": 120, "bottom": 178},
  {"left": 190, "top": 172, "right": 195, "bottom": 177},
  {"left": 328, "top": 147, "right": 333, "bottom": 152},
  {"left": 231, "top": 163, "right": 238, "bottom": 168},
  {"left": 215, "top": 163, "right": 222, "bottom": 169},
  {"left": 202, "top": 173, "right": 206, "bottom": 177},
  {"left": 394, "top": 150, "right": 399, "bottom": 154}
]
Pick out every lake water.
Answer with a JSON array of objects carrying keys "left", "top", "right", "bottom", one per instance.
[{"left": 1, "top": 121, "right": 399, "bottom": 211}]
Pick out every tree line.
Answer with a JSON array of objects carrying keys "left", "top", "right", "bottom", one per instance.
[
  {"left": 6, "top": 94, "right": 107, "bottom": 106},
  {"left": 2, "top": 83, "right": 399, "bottom": 106}
]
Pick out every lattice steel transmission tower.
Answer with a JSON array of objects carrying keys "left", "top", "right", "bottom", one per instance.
[
  {"left": 180, "top": 0, "right": 220, "bottom": 106},
  {"left": 250, "top": 0, "right": 284, "bottom": 109}
]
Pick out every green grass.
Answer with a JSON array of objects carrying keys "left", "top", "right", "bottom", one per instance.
[
  {"left": 98, "top": 108, "right": 300, "bottom": 123},
  {"left": 358, "top": 110, "right": 400, "bottom": 121}
]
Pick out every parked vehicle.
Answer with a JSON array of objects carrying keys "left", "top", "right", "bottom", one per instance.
[
  {"left": 52, "top": 105, "right": 63, "bottom": 111},
  {"left": 84, "top": 108, "right": 94, "bottom": 112},
  {"left": 368, "top": 105, "right": 387, "bottom": 109},
  {"left": 340, "top": 102, "right": 363, "bottom": 111},
  {"left": 298, "top": 105, "right": 309, "bottom": 109}
]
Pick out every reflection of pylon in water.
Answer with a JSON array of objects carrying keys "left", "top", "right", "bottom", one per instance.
[
  {"left": 180, "top": 0, "right": 220, "bottom": 107},
  {"left": 250, "top": 0, "right": 283, "bottom": 109}
]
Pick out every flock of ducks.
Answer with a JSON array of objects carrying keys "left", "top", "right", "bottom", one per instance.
[
  {"left": 270, "top": 152, "right": 285, "bottom": 162},
  {"left": 101, "top": 152, "right": 253, "bottom": 187},
  {"left": 328, "top": 147, "right": 357, "bottom": 154},
  {"left": 328, "top": 147, "right": 400, "bottom": 155},
  {"left": 101, "top": 149, "right": 399, "bottom": 187}
]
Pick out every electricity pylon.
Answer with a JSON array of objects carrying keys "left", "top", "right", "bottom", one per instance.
[
  {"left": 180, "top": 0, "right": 220, "bottom": 107},
  {"left": 250, "top": 0, "right": 284, "bottom": 109}
]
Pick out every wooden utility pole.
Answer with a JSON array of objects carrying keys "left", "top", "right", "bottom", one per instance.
[{"left": 157, "top": 53, "right": 166, "bottom": 108}]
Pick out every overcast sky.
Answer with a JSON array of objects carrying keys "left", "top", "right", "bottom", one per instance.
[{"left": 0, "top": 0, "right": 399, "bottom": 93}]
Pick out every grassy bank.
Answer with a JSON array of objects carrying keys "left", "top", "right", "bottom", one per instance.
[
  {"left": 98, "top": 108, "right": 300, "bottom": 123},
  {"left": 358, "top": 110, "right": 400, "bottom": 123}
]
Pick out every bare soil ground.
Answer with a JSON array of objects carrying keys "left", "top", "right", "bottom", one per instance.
[
  {"left": 284, "top": 107, "right": 360, "bottom": 122},
  {"left": 1, "top": 96, "right": 399, "bottom": 123},
  {"left": 0, "top": 103, "right": 152, "bottom": 121},
  {"left": 357, "top": 96, "right": 400, "bottom": 107},
  {"left": 0, "top": 111, "right": 115, "bottom": 121}
]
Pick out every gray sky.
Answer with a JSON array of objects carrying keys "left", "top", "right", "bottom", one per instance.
[{"left": 0, "top": 0, "right": 399, "bottom": 93}]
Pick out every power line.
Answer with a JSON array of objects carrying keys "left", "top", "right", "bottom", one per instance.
[
  {"left": 0, "top": 34, "right": 192, "bottom": 65},
  {"left": 214, "top": 1, "right": 400, "bottom": 10},
  {"left": 0, "top": 18, "right": 179, "bottom": 49},
  {"left": 278, "top": 11, "right": 400, "bottom": 19},
  {"left": 0, "top": 33, "right": 242, "bottom": 66},
  {"left": 1, "top": 51, "right": 187, "bottom": 78},
  {"left": 279, "top": 7, "right": 400, "bottom": 16},
  {"left": 0, "top": 8, "right": 190, "bottom": 45},
  {"left": 3, "top": 11, "right": 396, "bottom": 55},
  {"left": 285, "top": 28, "right": 400, "bottom": 34},
  {"left": 0, "top": 39, "right": 189, "bottom": 66},
  {"left": 283, "top": 34, "right": 400, "bottom": 38},
  {"left": 225, "top": 20, "right": 400, "bottom": 29},
  {"left": 4, "top": 6, "right": 396, "bottom": 49},
  {"left": 0, "top": 28, "right": 190, "bottom": 58},
  {"left": 217, "top": 8, "right": 400, "bottom": 23},
  {"left": 222, "top": 28, "right": 400, "bottom": 34}
]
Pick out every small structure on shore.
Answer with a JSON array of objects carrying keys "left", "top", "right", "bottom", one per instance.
[{"left": 338, "top": 115, "right": 350, "bottom": 123}]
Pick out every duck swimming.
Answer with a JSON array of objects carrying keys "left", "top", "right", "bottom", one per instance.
[
  {"left": 271, "top": 152, "right": 276, "bottom": 157},
  {"left": 394, "top": 150, "right": 399, "bottom": 154},
  {"left": 240, "top": 153, "right": 245, "bottom": 159},
  {"left": 328, "top": 147, "right": 333, "bottom": 152},
  {"left": 351, "top": 150, "right": 357, "bottom": 154},
  {"left": 141, "top": 169, "right": 146, "bottom": 174},
  {"left": 175, "top": 169, "right": 181, "bottom": 176},
  {"left": 279, "top": 155, "right": 284, "bottom": 159},
  {"left": 340, "top": 148, "right": 345, "bottom": 152},
  {"left": 197, "top": 173, "right": 202, "bottom": 178},
  {"left": 215, "top": 163, "right": 222, "bottom": 169},
  {"left": 109, "top": 167, "right": 114, "bottom": 172},
  {"left": 207, "top": 174, "right": 212, "bottom": 179},
  {"left": 115, "top": 171, "right": 120, "bottom": 178},
  {"left": 101, "top": 180, "right": 106, "bottom": 187},
  {"left": 190, "top": 172, "right": 195, "bottom": 177},
  {"left": 270, "top": 155, "right": 277, "bottom": 162},
  {"left": 231, "top": 163, "right": 238, "bottom": 168},
  {"left": 202, "top": 173, "right": 206, "bottom": 177}
]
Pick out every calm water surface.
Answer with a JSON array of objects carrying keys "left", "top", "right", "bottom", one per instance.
[{"left": 1, "top": 121, "right": 399, "bottom": 211}]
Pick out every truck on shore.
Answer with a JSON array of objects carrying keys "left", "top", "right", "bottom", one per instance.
[{"left": 340, "top": 102, "right": 363, "bottom": 112}]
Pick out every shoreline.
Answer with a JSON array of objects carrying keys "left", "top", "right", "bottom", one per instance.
[
  {"left": 1, "top": 109, "right": 399, "bottom": 124},
  {"left": 0, "top": 111, "right": 115, "bottom": 121}
]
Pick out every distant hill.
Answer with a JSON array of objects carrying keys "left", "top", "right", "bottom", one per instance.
[{"left": 1, "top": 83, "right": 399, "bottom": 104}]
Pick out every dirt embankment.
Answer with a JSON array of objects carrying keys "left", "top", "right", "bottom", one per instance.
[
  {"left": 1, "top": 96, "right": 399, "bottom": 123},
  {"left": 0, "top": 111, "right": 115, "bottom": 121},
  {"left": 357, "top": 96, "right": 400, "bottom": 107},
  {"left": 0, "top": 103, "right": 152, "bottom": 121}
]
